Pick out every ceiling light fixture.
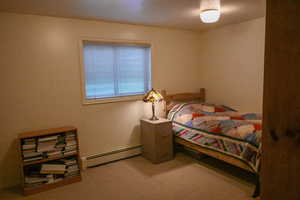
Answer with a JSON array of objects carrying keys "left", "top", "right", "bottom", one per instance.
[{"left": 200, "top": 0, "right": 221, "bottom": 23}]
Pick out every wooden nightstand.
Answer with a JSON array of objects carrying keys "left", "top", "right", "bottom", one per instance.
[{"left": 140, "top": 118, "right": 173, "bottom": 163}]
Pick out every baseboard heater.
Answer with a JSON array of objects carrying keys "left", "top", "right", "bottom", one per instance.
[{"left": 84, "top": 145, "right": 142, "bottom": 168}]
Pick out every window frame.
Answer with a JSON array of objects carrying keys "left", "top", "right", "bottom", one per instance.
[{"left": 79, "top": 38, "right": 152, "bottom": 105}]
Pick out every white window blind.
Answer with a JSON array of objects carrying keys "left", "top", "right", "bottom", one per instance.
[{"left": 83, "top": 42, "right": 151, "bottom": 100}]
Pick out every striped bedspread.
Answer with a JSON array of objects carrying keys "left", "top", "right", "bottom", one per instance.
[{"left": 167, "top": 103, "right": 262, "bottom": 172}]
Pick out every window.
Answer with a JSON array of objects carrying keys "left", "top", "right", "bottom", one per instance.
[{"left": 81, "top": 40, "right": 151, "bottom": 104}]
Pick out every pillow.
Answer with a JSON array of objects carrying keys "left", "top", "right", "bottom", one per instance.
[
  {"left": 176, "top": 114, "right": 193, "bottom": 124},
  {"left": 202, "top": 105, "right": 215, "bottom": 113},
  {"left": 167, "top": 100, "right": 203, "bottom": 111},
  {"left": 237, "top": 124, "right": 255, "bottom": 138}
]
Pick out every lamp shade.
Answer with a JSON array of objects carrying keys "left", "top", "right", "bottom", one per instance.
[{"left": 143, "top": 89, "right": 164, "bottom": 103}]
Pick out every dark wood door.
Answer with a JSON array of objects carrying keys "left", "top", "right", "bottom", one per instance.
[{"left": 262, "top": 0, "right": 300, "bottom": 199}]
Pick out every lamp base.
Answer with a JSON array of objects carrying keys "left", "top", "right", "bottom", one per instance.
[
  {"left": 149, "top": 116, "right": 159, "bottom": 121},
  {"left": 149, "top": 101, "right": 159, "bottom": 121}
]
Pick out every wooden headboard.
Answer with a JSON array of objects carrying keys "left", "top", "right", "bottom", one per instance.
[{"left": 161, "top": 88, "right": 206, "bottom": 115}]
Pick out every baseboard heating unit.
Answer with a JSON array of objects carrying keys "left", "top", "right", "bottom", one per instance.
[{"left": 83, "top": 145, "right": 142, "bottom": 168}]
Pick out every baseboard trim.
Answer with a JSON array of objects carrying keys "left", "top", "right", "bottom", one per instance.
[
  {"left": 87, "top": 154, "right": 141, "bottom": 169},
  {"left": 84, "top": 145, "right": 142, "bottom": 168}
]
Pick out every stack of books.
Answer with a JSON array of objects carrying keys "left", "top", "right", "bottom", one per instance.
[
  {"left": 22, "top": 133, "right": 78, "bottom": 162},
  {"left": 46, "top": 135, "right": 65, "bottom": 158},
  {"left": 37, "top": 136, "right": 58, "bottom": 153},
  {"left": 64, "top": 158, "right": 80, "bottom": 178},
  {"left": 40, "top": 164, "right": 66, "bottom": 174},
  {"left": 24, "top": 165, "right": 49, "bottom": 188},
  {"left": 25, "top": 172, "right": 65, "bottom": 188},
  {"left": 25, "top": 175, "right": 48, "bottom": 188},
  {"left": 24, "top": 156, "right": 80, "bottom": 188},
  {"left": 64, "top": 132, "right": 77, "bottom": 155},
  {"left": 22, "top": 138, "right": 43, "bottom": 162}
]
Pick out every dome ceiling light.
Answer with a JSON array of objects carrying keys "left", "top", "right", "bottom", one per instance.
[{"left": 200, "top": 0, "right": 221, "bottom": 23}]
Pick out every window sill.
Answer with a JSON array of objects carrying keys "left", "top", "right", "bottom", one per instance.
[{"left": 82, "top": 94, "right": 144, "bottom": 105}]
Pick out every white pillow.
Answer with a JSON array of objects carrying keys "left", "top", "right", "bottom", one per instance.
[
  {"left": 237, "top": 124, "right": 255, "bottom": 138},
  {"left": 202, "top": 105, "right": 215, "bottom": 113},
  {"left": 176, "top": 114, "right": 193, "bottom": 124}
]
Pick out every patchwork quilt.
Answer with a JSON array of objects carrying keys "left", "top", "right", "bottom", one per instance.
[{"left": 167, "top": 103, "right": 262, "bottom": 172}]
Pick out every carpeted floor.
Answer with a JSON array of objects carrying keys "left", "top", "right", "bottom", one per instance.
[{"left": 0, "top": 153, "right": 256, "bottom": 200}]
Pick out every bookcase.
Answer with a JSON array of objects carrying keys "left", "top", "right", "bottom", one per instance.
[{"left": 18, "top": 126, "right": 82, "bottom": 196}]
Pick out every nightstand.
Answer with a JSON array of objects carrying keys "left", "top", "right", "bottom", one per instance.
[{"left": 140, "top": 118, "right": 173, "bottom": 163}]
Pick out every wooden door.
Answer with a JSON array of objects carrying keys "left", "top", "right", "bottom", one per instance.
[{"left": 262, "top": 0, "right": 300, "bottom": 199}]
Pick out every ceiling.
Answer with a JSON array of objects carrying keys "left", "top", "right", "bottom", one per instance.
[{"left": 0, "top": 0, "right": 266, "bottom": 32}]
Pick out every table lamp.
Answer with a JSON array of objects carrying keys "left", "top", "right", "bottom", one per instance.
[{"left": 143, "top": 88, "right": 164, "bottom": 120}]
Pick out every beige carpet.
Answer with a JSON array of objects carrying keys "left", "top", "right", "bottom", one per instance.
[{"left": 0, "top": 153, "right": 256, "bottom": 200}]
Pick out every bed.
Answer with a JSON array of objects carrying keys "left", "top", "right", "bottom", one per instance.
[{"left": 161, "top": 88, "right": 262, "bottom": 174}]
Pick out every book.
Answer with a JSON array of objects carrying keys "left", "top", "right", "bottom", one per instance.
[
  {"left": 65, "top": 140, "right": 77, "bottom": 146},
  {"left": 47, "top": 151, "right": 63, "bottom": 157},
  {"left": 25, "top": 176, "right": 48, "bottom": 184},
  {"left": 24, "top": 138, "right": 35, "bottom": 142},
  {"left": 22, "top": 144, "right": 36, "bottom": 150},
  {"left": 46, "top": 174, "right": 55, "bottom": 184},
  {"left": 65, "top": 172, "right": 80, "bottom": 178},
  {"left": 65, "top": 134, "right": 76, "bottom": 140},
  {"left": 22, "top": 149, "right": 36, "bottom": 154},
  {"left": 64, "top": 158, "right": 77, "bottom": 166},
  {"left": 65, "top": 145, "right": 77, "bottom": 151},
  {"left": 67, "top": 164, "right": 79, "bottom": 171},
  {"left": 38, "top": 136, "right": 58, "bottom": 143},
  {"left": 63, "top": 150, "right": 77, "bottom": 155},
  {"left": 65, "top": 131, "right": 75, "bottom": 136},
  {"left": 65, "top": 163, "right": 80, "bottom": 178},
  {"left": 37, "top": 146, "right": 56, "bottom": 153},
  {"left": 65, "top": 135, "right": 76, "bottom": 140},
  {"left": 38, "top": 140, "right": 57, "bottom": 145},
  {"left": 56, "top": 143, "right": 66, "bottom": 148},
  {"left": 23, "top": 138, "right": 36, "bottom": 145},
  {"left": 23, "top": 152, "right": 42, "bottom": 158},
  {"left": 40, "top": 164, "right": 66, "bottom": 174},
  {"left": 24, "top": 156, "right": 43, "bottom": 162}
]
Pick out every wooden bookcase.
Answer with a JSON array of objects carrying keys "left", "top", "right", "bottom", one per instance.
[{"left": 18, "top": 126, "right": 82, "bottom": 196}]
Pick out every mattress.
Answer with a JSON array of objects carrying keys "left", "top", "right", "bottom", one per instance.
[{"left": 167, "top": 103, "right": 262, "bottom": 172}]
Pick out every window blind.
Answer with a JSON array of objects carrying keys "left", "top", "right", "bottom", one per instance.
[{"left": 83, "top": 42, "right": 151, "bottom": 99}]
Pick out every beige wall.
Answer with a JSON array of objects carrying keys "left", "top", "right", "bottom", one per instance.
[
  {"left": 198, "top": 18, "right": 265, "bottom": 113},
  {"left": 0, "top": 13, "right": 265, "bottom": 189},
  {"left": 0, "top": 12, "right": 203, "bottom": 189}
]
